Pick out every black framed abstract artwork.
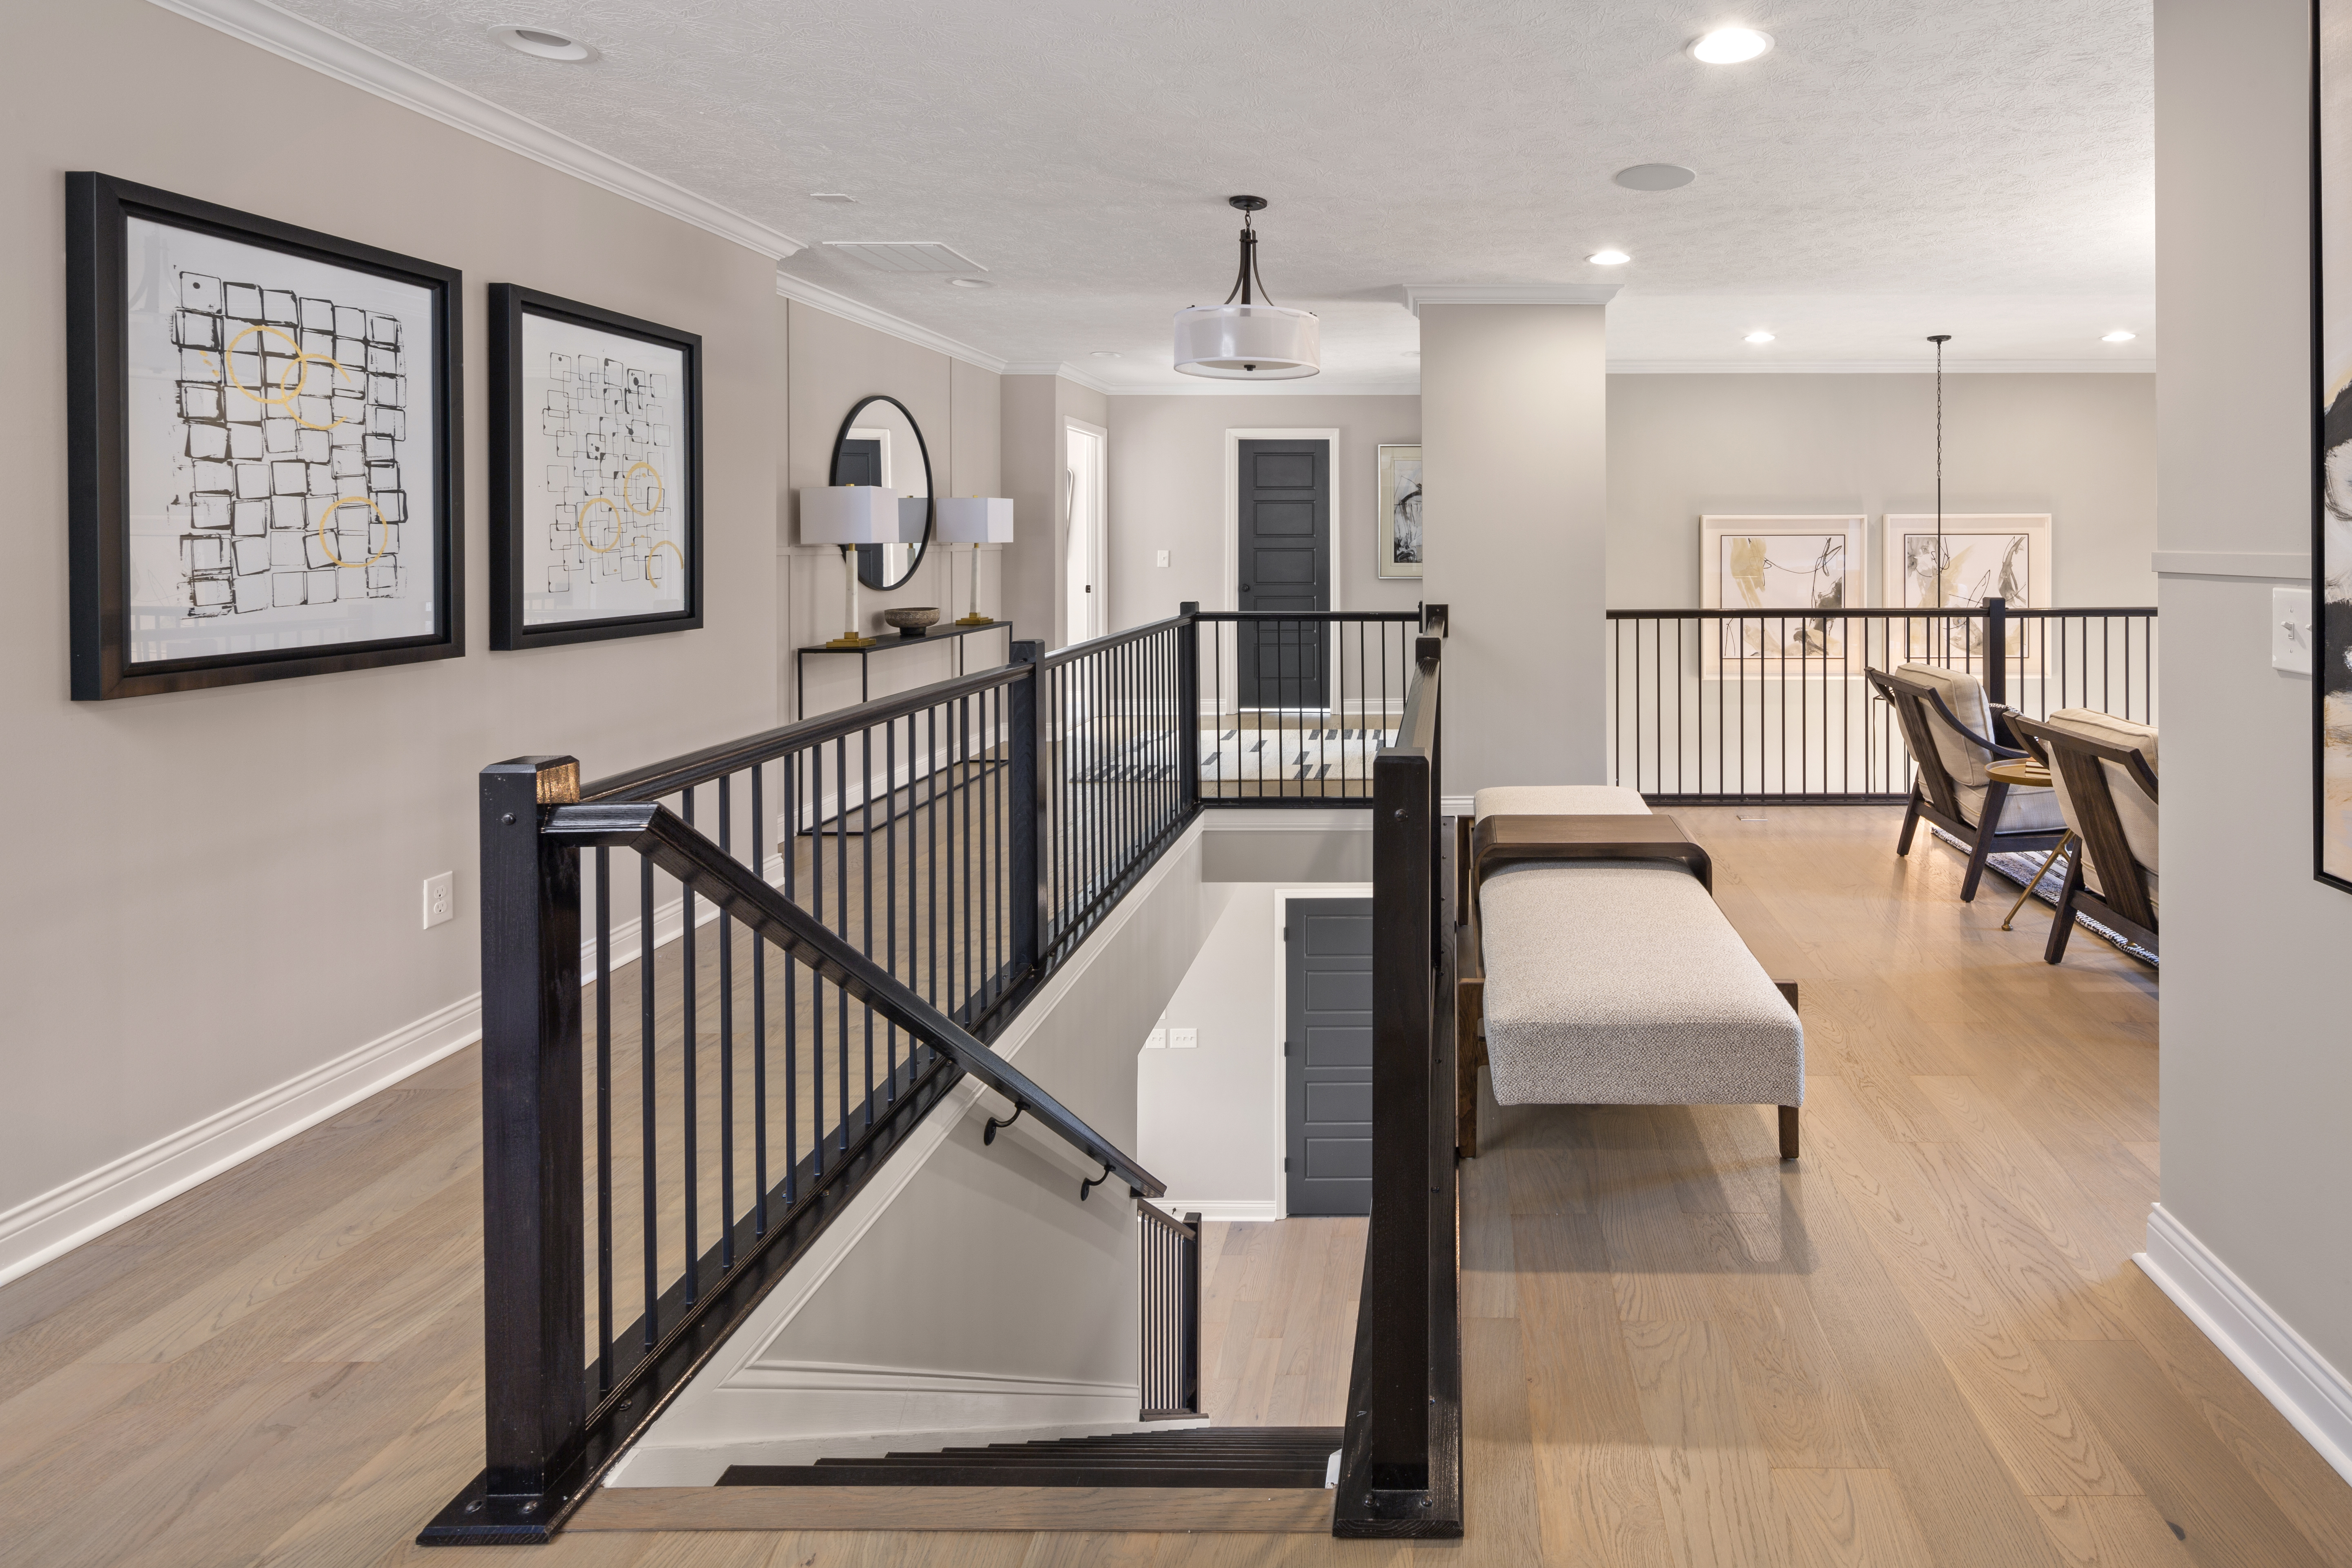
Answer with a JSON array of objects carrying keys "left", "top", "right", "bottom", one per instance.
[
  {"left": 488, "top": 284, "right": 703, "bottom": 649},
  {"left": 2317, "top": 0, "right": 2352, "bottom": 891},
  {"left": 66, "top": 172, "right": 463, "bottom": 700}
]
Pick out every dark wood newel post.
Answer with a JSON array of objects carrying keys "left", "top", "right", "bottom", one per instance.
[
  {"left": 1009, "top": 644, "right": 1043, "bottom": 978},
  {"left": 478, "top": 755, "right": 586, "bottom": 1504},
  {"left": 1983, "top": 596, "right": 2007, "bottom": 709},
  {"left": 1177, "top": 604, "right": 1201, "bottom": 810},
  {"left": 1368, "top": 729, "right": 1433, "bottom": 1490}
]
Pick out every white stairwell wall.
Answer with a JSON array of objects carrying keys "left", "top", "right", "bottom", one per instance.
[{"left": 615, "top": 814, "right": 1307, "bottom": 1485}]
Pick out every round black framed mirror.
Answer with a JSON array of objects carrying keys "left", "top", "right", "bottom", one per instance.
[{"left": 829, "top": 394, "right": 932, "bottom": 591}]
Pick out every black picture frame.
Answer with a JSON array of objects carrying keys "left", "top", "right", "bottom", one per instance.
[
  {"left": 66, "top": 172, "right": 463, "bottom": 700},
  {"left": 489, "top": 284, "right": 704, "bottom": 649},
  {"left": 2315, "top": 0, "right": 2352, "bottom": 893}
]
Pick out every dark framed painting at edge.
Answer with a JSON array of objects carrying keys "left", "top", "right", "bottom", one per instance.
[
  {"left": 2314, "top": 0, "right": 2352, "bottom": 893},
  {"left": 488, "top": 283, "right": 704, "bottom": 650},
  {"left": 65, "top": 171, "right": 463, "bottom": 700}
]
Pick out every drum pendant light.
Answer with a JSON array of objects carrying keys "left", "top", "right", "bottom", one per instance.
[{"left": 1172, "top": 196, "right": 1321, "bottom": 379}]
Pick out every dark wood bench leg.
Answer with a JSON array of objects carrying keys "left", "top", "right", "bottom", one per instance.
[{"left": 1774, "top": 981, "right": 1801, "bottom": 1160}]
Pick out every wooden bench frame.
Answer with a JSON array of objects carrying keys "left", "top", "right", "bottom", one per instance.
[{"left": 1452, "top": 812, "right": 1798, "bottom": 1163}]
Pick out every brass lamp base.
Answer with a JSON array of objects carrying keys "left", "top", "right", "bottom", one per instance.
[
  {"left": 825, "top": 634, "right": 880, "bottom": 649},
  {"left": 953, "top": 613, "right": 994, "bottom": 626}
]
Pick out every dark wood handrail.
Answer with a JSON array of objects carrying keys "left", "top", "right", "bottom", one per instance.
[
  {"left": 1605, "top": 605, "right": 2157, "bottom": 620},
  {"left": 542, "top": 799, "right": 1165, "bottom": 1203}
]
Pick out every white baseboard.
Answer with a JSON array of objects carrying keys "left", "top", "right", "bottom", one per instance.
[
  {"left": 0, "top": 850, "right": 781, "bottom": 1290},
  {"left": 1157, "top": 1199, "right": 1280, "bottom": 1222},
  {"left": 2136, "top": 1203, "right": 2352, "bottom": 1486}
]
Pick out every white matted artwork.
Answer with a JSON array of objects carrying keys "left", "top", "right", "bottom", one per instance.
[
  {"left": 1377, "top": 443, "right": 1422, "bottom": 578},
  {"left": 1698, "top": 516, "right": 1863, "bottom": 659},
  {"left": 1882, "top": 513, "right": 2051, "bottom": 665}
]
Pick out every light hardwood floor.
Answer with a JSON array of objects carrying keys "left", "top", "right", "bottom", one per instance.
[{"left": 2, "top": 805, "right": 2346, "bottom": 1566}]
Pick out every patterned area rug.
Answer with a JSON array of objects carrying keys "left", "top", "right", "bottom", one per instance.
[
  {"left": 1063, "top": 726, "right": 1396, "bottom": 784},
  {"left": 1934, "top": 828, "right": 2158, "bottom": 966}
]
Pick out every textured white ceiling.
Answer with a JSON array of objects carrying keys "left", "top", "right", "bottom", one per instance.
[{"left": 260, "top": 0, "right": 2155, "bottom": 384}]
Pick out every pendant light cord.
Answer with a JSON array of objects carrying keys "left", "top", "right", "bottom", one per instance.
[{"left": 1928, "top": 334, "right": 1951, "bottom": 619}]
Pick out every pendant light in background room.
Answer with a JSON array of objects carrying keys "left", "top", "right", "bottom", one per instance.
[
  {"left": 1929, "top": 333, "right": 1951, "bottom": 608},
  {"left": 1172, "top": 196, "right": 1321, "bottom": 379}
]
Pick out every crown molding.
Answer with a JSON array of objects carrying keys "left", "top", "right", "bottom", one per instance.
[
  {"left": 775, "top": 272, "right": 1009, "bottom": 374},
  {"left": 1403, "top": 283, "right": 1621, "bottom": 315},
  {"left": 1607, "top": 358, "right": 2157, "bottom": 374},
  {"left": 1001, "top": 361, "right": 1116, "bottom": 396},
  {"left": 1100, "top": 377, "right": 1422, "bottom": 398},
  {"left": 145, "top": 0, "right": 807, "bottom": 261}
]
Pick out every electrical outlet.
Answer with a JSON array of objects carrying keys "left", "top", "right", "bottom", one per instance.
[
  {"left": 1156, "top": 550, "right": 1171, "bottom": 568},
  {"left": 423, "top": 871, "right": 454, "bottom": 930},
  {"left": 1168, "top": 1027, "right": 1198, "bottom": 1049},
  {"left": 1144, "top": 1028, "right": 1167, "bottom": 1049}
]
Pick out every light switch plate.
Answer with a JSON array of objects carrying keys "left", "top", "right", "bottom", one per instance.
[
  {"left": 1168, "top": 1027, "right": 1198, "bottom": 1049},
  {"left": 1144, "top": 1029, "right": 1166, "bottom": 1049},
  {"left": 1156, "top": 550, "right": 1171, "bottom": 568},
  {"left": 2274, "top": 585, "right": 2315, "bottom": 675}
]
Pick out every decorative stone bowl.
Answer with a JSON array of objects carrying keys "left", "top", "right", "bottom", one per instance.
[{"left": 883, "top": 606, "right": 942, "bottom": 637}]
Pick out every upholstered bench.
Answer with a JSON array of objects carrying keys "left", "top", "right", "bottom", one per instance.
[{"left": 1456, "top": 786, "right": 1804, "bottom": 1160}]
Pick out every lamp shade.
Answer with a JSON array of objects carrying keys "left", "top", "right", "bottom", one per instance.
[
  {"left": 934, "top": 496, "right": 1014, "bottom": 543},
  {"left": 898, "top": 496, "right": 933, "bottom": 539},
  {"left": 1173, "top": 303, "right": 1320, "bottom": 379},
  {"left": 798, "top": 485, "right": 907, "bottom": 545}
]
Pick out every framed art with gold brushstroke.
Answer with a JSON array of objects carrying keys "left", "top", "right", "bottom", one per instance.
[
  {"left": 2315, "top": 0, "right": 2352, "bottom": 892},
  {"left": 488, "top": 284, "right": 703, "bottom": 650},
  {"left": 1697, "top": 515, "right": 1863, "bottom": 661},
  {"left": 66, "top": 172, "right": 463, "bottom": 699}
]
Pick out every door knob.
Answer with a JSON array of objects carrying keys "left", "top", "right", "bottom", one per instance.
[{"left": 1241, "top": 583, "right": 1253, "bottom": 591}]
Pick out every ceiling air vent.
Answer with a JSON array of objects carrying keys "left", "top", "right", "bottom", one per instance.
[{"left": 822, "top": 242, "right": 988, "bottom": 274}]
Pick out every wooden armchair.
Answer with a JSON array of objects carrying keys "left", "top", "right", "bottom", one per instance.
[
  {"left": 2006, "top": 710, "right": 2159, "bottom": 963},
  {"left": 1866, "top": 663, "right": 2069, "bottom": 900}
]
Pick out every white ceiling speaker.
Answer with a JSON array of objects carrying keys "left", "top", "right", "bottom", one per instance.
[
  {"left": 1615, "top": 164, "right": 1696, "bottom": 191},
  {"left": 489, "top": 24, "right": 598, "bottom": 62},
  {"left": 1173, "top": 196, "right": 1320, "bottom": 380}
]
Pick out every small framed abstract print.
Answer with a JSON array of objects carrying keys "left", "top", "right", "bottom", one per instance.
[
  {"left": 2316, "top": 0, "right": 2352, "bottom": 892},
  {"left": 1377, "top": 443, "right": 1423, "bottom": 579},
  {"left": 488, "top": 285, "right": 703, "bottom": 650},
  {"left": 1698, "top": 515, "right": 1864, "bottom": 659},
  {"left": 66, "top": 172, "right": 463, "bottom": 699}
]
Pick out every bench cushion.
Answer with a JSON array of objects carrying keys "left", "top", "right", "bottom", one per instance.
[
  {"left": 1474, "top": 785, "right": 1651, "bottom": 821},
  {"left": 1479, "top": 863, "right": 1802, "bottom": 1107}
]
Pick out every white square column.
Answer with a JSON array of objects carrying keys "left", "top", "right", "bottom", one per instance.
[{"left": 1416, "top": 290, "right": 1613, "bottom": 796}]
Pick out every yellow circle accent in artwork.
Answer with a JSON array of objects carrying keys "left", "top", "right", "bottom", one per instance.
[
  {"left": 314, "top": 495, "right": 393, "bottom": 568},
  {"left": 223, "top": 324, "right": 306, "bottom": 409},
  {"left": 624, "top": 461, "right": 665, "bottom": 516},
  {"left": 279, "top": 351, "right": 353, "bottom": 432},
  {"left": 646, "top": 539, "right": 685, "bottom": 586},
  {"left": 576, "top": 495, "right": 626, "bottom": 554}
]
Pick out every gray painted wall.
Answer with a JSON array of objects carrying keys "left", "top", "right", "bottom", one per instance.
[
  {"left": 0, "top": 0, "right": 782, "bottom": 1269},
  {"left": 2156, "top": 0, "right": 2352, "bottom": 1374},
  {"left": 1001, "top": 374, "right": 1109, "bottom": 649},
  {"left": 1608, "top": 373, "right": 2158, "bottom": 609},
  {"left": 1104, "top": 394, "right": 1425, "bottom": 630}
]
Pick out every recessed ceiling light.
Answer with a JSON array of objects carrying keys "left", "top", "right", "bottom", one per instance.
[
  {"left": 1690, "top": 27, "right": 1773, "bottom": 64},
  {"left": 1090, "top": 351, "right": 1121, "bottom": 359},
  {"left": 1745, "top": 330, "right": 1776, "bottom": 344},
  {"left": 1588, "top": 249, "right": 1632, "bottom": 265},
  {"left": 2101, "top": 329, "right": 2137, "bottom": 343},
  {"left": 489, "top": 24, "right": 598, "bottom": 62},
  {"left": 946, "top": 277, "right": 992, "bottom": 289},
  {"left": 810, "top": 192, "right": 858, "bottom": 204},
  {"left": 1614, "top": 163, "right": 1697, "bottom": 192}
]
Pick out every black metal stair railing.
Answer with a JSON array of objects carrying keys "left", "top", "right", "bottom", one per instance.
[
  {"left": 420, "top": 604, "right": 1449, "bottom": 1547},
  {"left": 1136, "top": 1200, "right": 1203, "bottom": 1421}
]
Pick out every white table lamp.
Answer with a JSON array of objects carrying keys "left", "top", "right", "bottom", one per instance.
[
  {"left": 934, "top": 497, "right": 1013, "bottom": 626},
  {"left": 799, "top": 486, "right": 916, "bottom": 648}
]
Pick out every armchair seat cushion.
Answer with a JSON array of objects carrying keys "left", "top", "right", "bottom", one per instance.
[
  {"left": 1894, "top": 662, "right": 2002, "bottom": 788},
  {"left": 1479, "top": 862, "right": 1802, "bottom": 1107},
  {"left": 1953, "top": 781, "right": 2066, "bottom": 834},
  {"left": 2040, "top": 708, "right": 2159, "bottom": 881}
]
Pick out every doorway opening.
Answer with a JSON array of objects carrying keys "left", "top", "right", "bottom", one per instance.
[{"left": 1064, "top": 419, "right": 1106, "bottom": 647}]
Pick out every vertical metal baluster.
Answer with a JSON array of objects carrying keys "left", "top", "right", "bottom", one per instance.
[
  {"left": 834, "top": 737, "right": 850, "bottom": 1149},
  {"left": 639, "top": 853, "right": 658, "bottom": 1348},
  {"left": 594, "top": 846, "right": 612, "bottom": 1394},
  {"left": 680, "top": 785, "right": 699, "bottom": 1304},
  {"left": 861, "top": 723, "right": 875, "bottom": 1125},
  {"left": 784, "top": 751, "right": 801, "bottom": 1199},
  {"left": 886, "top": 717, "right": 899, "bottom": 1099},
  {"left": 810, "top": 745, "right": 826, "bottom": 1177},
  {"left": 751, "top": 763, "right": 768, "bottom": 1235},
  {"left": 929, "top": 704, "right": 941, "bottom": 1016},
  {"left": 717, "top": 773, "right": 734, "bottom": 1269}
]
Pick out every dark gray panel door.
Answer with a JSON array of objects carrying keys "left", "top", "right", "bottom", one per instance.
[
  {"left": 1285, "top": 898, "right": 1372, "bottom": 1216},
  {"left": 1237, "top": 439, "right": 1329, "bottom": 708},
  {"left": 834, "top": 438, "right": 887, "bottom": 581}
]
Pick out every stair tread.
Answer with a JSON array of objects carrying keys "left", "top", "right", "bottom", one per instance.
[{"left": 721, "top": 1463, "right": 1331, "bottom": 1489}]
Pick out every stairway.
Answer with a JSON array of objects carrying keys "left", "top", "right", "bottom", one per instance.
[{"left": 716, "top": 1426, "right": 1344, "bottom": 1489}]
